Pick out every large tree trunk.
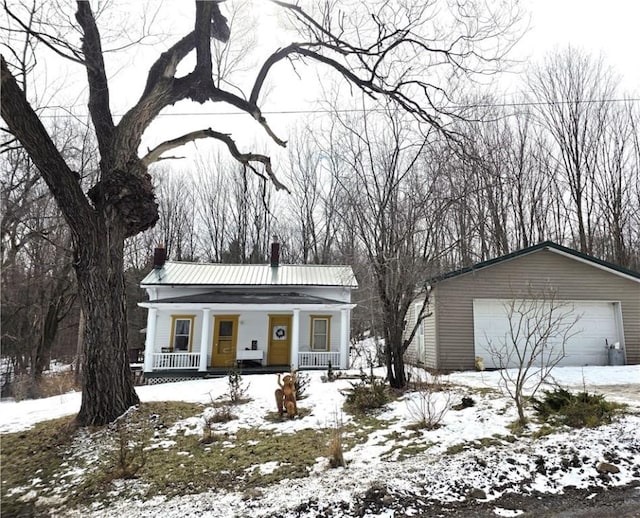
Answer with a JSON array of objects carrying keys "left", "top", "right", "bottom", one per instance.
[{"left": 74, "top": 221, "right": 140, "bottom": 425}]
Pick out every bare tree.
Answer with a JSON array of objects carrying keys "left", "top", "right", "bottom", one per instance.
[
  {"left": 528, "top": 47, "right": 617, "bottom": 254},
  {"left": 487, "top": 286, "right": 581, "bottom": 426},
  {"left": 283, "top": 126, "right": 339, "bottom": 264},
  {"left": 0, "top": 147, "right": 77, "bottom": 395},
  {"left": 193, "top": 151, "right": 233, "bottom": 263},
  {"left": 592, "top": 100, "right": 638, "bottom": 267},
  {"left": 324, "top": 103, "right": 444, "bottom": 388},
  {"left": 151, "top": 167, "right": 199, "bottom": 261},
  {"left": 1, "top": 0, "right": 522, "bottom": 424}
]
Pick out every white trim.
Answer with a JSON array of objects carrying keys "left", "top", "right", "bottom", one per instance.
[
  {"left": 143, "top": 308, "right": 157, "bottom": 372},
  {"left": 139, "top": 302, "right": 356, "bottom": 311},
  {"left": 199, "top": 309, "right": 211, "bottom": 372},
  {"left": 340, "top": 309, "right": 349, "bottom": 369},
  {"left": 291, "top": 309, "right": 300, "bottom": 370},
  {"left": 613, "top": 301, "right": 627, "bottom": 355}
]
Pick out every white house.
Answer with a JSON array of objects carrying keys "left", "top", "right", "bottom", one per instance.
[{"left": 139, "top": 244, "right": 358, "bottom": 376}]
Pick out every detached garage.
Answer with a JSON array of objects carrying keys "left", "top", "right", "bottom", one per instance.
[{"left": 404, "top": 242, "right": 640, "bottom": 371}]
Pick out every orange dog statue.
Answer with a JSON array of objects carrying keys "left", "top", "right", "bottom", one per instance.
[{"left": 275, "top": 371, "right": 297, "bottom": 418}]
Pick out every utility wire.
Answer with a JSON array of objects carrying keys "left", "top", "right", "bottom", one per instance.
[{"left": 37, "top": 97, "right": 640, "bottom": 119}]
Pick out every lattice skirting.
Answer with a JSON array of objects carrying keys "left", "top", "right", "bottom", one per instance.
[{"left": 144, "top": 376, "right": 202, "bottom": 385}]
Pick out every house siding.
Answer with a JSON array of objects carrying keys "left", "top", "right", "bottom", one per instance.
[
  {"left": 424, "top": 295, "right": 437, "bottom": 369},
  {"left": 403, "top": 295, "right": 437, "bottom": 369},
  {"left": 403, "top": 302, "right": 419, "bottom": 366},
  {"left": 434, "top": 250, "right": 640, "bottom": 370}
]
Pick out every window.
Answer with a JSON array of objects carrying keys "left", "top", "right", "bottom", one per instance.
[
  {"left": 169, "top": 315, "right": 195, "bottom": 352},
  {"left": 310, "top": 315, "right": 331, "bottom": 351}
]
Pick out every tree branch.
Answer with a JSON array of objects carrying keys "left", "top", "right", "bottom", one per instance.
[
  {"left": 142, "top": 128, "right": 289, "bottom": 192},
  {"left": 3, "top": 0, "right": 85, "bottom": 65},
  {"left": 1, "top": 56, "right": 93, "bottom": 237},
  {"left": 75, "top": 1, "right": 115, "bottom": 169}
]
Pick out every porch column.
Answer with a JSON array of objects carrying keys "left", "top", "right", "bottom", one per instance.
[
  {"left": 291, "top": 308, "right": 300, "bottom": 370},
  {"left": 199, "top": 308, "right": 211, "bottom": 372},
  {"left": 340, "top": 308, "right": 350, "bottom": 369},
  {"left": 143, "top": 307, "right": 157, "bottom": 373}
]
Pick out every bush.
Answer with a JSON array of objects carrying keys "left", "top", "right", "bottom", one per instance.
[
  {"left": 209, "top": 404, "right": 236, "bottom": 423},
  {"left": 9, "top": 371, "right": 78, "bottom": 401},
  {"left": 327, "top": 413, "right": 346, "bottom": 468},
  {"left": 533, "top": 388, "right": 623, "bottom": 428},
  {"left": 343, "top": 374, "right": 389, "bottom": 414},
  {"left": 451, "top": 396, "right": 476, "bottom": 411},
  {"left": 405, "top": 371, "right": 451, "bottom": 430},
  {"left": 226, "top": 367, "right": 249, "bottom": 404},
  {"left": 201, "top": 407, "right": 234, "bottom": 444},
  {"left": 109, "top": 407, "right": 147, "bottom": 479},
  {"left": 295, "top": 371, "right": 310, "bottom": 400}
]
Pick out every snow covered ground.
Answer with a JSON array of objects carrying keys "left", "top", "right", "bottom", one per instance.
[{"left": 1, "top": 363, "right": 639, "bottom": 517}]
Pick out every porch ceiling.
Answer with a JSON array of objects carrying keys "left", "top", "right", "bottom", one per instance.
[{"left": 148, "top": 291, "right": 346, "bottom": 306}]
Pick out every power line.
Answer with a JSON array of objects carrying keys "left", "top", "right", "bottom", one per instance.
[{"left": 37, "top": 97, "right": 640, "bottom": 119}]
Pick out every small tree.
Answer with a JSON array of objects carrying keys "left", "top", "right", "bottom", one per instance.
[
  {"left": 488, "top": 286, "right": 581, "bottom": 426},
  {"left": 226, "top": 367, "right": 249, "bottom": 405},
  {"left": 405, "top": 371, "right": 451, "bottom": 430}
]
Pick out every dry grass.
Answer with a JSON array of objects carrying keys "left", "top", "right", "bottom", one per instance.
[{"left": 11, "top": 370, "right": 78, "bottom": 401}]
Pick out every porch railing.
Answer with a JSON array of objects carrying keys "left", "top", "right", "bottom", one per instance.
[
  {"left": 152, "top": 352, "right": 200, "bottom": 370},
  {"left": 298, "top": 351, "right": 340, "bottom": 369}
]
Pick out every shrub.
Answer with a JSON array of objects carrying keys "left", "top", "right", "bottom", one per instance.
[
  {"left": 343, "top": 374, "right": 389, "bottom": 414},
  {"left": 452, "top": 396, "right": 476, "bottom": 411},
  {"left": 226, "top": 367, "right": 249, "bottom": 404},
  {"left": 327, "top": 413, "right": 346, "bottom": 468},
  {"left": 9, "top": 371, "right": 78, "bottom": 401},
  {"left": 321, "top": 362, "right": 341, "bottom": 383},
  {"left": 109, "top": 407, "right": 147, "bottom": 479},
  {"left": 406, "top": 387, "right": 450, "bottom": 430},
  {"left": 405, "top": 371, "right": 451, "bottom": 430},
  {"left": 209, "top": 404, "right": 236, "bottom": 423},
  {"left": 201, "top": 409, "right": 230, "bottom": 444},
  {"left": 533, "top": 388, "right": 623, "bottom": 428},
  {"left": 294, "top": 371, "right": 310, "bottom": 400}
]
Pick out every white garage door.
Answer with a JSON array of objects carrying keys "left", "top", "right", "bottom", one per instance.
[{"left": 473, "top": 299, "right": 621, "bottom": 368}]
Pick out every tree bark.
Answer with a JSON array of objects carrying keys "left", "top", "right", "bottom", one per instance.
[{"left": 74, "top": 220, "right": 140, "bottom": 425}]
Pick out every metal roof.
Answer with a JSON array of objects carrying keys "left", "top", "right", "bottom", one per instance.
[
  {"left": 150, "top": 291, "right": 347, "bottom": 305},
  {"left": 140, "top": 262, "right": 358, "bottom": 288}
]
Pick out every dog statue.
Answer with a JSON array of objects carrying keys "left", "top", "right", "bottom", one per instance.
[{"left": 275, "top": 371, "right": 297, "bottom": 418}]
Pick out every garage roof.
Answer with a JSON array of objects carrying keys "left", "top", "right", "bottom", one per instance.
[{"left": 432, "top": 241, "right": 640, "bottom": 284}]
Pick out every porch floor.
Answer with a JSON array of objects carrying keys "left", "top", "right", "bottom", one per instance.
[{"left": 141, "top": 364, "right": 323, "bottom": 384}]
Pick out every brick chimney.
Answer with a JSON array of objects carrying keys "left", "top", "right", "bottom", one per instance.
[
  {"left": 153, "top": 244, "right": 167, "bottom": 269},
  {"left": 270, "top": 241, "right": 280, "bottom": 268}
]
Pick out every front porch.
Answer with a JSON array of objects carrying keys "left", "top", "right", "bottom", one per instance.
[
  {"left": 141, "top": 298, "right": 354, "bottom": 375},
  {"left": 148, "top": 350, "right": 342, "bottom": 371}
]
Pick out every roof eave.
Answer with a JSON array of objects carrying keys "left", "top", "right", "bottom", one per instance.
[{"left": 430, "top": 241, "right": 640, "bottom": 285}]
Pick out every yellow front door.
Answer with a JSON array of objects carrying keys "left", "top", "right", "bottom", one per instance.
[
  {"left": 211, "top": 315, "right": 239, "bottom": 368},
  {"left": 268, "top": 314, "right": 292, "bottom": 366}
]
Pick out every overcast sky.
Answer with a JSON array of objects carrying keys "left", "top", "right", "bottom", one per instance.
[{"left": 517, "top": 0, "right": 640, "bottom": 92}]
